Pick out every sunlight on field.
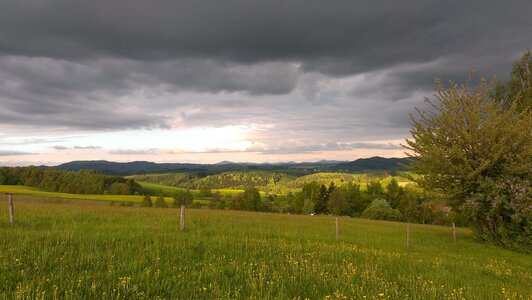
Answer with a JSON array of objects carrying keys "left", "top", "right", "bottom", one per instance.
[{"left": 0, "top": 196, "right": 530, "bottom": 299}]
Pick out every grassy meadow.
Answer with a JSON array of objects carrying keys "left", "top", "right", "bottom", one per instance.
[
  {"left": 139, "top": 182, "right": 244, "bottom": 198},
  {"left": 0, "top": 185, "right": 211, "bottom": 205},
  {"left": 0, "top": 195, "right": 530, "bottom": 299}
]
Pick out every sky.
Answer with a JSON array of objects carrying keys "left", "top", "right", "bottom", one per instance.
[{"left": 0, "top": 1, "right": 531, "bottom": 166}]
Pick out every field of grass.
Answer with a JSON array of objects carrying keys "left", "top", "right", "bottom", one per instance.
[
  {"left": 139, "top": 182, "right": 244, "bottom": 199},
  {"left": 0, "top": 196, "right": 530, "bottom": 299},
  {"left": 0, "top": 185, "right": 210, "bottom": 205}
]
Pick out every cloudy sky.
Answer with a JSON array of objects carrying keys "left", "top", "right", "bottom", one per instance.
[{"left": 0, "top": 0, "right": 530, "bottom": 166}]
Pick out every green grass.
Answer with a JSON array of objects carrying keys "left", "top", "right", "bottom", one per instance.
[
  {"left": 0, "top": 185, "right": 209, "bottom": 205},
  {"left": 0, "top": 196, "right": 530, "bottom": 299},
  {"left": 138, "top": 182, "right": 244, "bottom": 201},
  {"left": 138, "top": 182, "right": 189, "bottom": 196}
]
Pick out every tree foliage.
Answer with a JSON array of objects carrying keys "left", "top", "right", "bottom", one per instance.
[
  {"left": 405, "top": 58, "right": 532, "bottom": 252},
  {"left": 173, "top": 190, "right": 194, "bottom": 207},
  {"left": 362, "top": 199, "right": 402, "bottom": 221},
  {"left": 155, "top": 195, "right": 167, "bottom": 208},
  {"left": 0, "top": 167, "right": 142, "bottom": 195},
  {"left": 495, "top": 50, "right": 531, "bottom": 112},
  {"left": 141, "top": 195, "right": 153, "bottom": 207}
]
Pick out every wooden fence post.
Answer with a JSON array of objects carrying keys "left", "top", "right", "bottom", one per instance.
[
  {"left": 180, "top": 205, "right": 185, "bottom": 231},
  {"left": 5, "top": 193, "right": 14, "bottom": 224},
  {"left": 406, "top": 222, "right": 410, "bottom": 248},
  {"left": 335, "top": 217, "right": 339, "bottom": 241},
  {"left": 452, "top": 222, "right": 456, "bottom": 243}
]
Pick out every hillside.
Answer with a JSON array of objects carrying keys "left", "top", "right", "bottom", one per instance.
[
  {"left": 332, "top": 157, "right": 411, "bottom": 173},
  {"left": 130, "top": 170, "right": 296, "bottom": 190},
  {"left": 56, "top": 156, "right": 410, "bottom": 175}
]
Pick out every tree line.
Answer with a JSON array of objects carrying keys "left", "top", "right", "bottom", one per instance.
[
  {"left": 200, "top": 179, "right": 460, "bottom": 226},
  {"left": 0, "top": 166, "right": 143, "bottom": 195}
]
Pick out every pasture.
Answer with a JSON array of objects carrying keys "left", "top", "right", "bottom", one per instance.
[
  {"left": 0, "top": 185, "right": 210, "bottom": 205},
  {"left": 0, "top": 195, "right": 530, "bottom": 299},
  {"left": 139, "top": 182, "right": 244, "bottom": 198}
]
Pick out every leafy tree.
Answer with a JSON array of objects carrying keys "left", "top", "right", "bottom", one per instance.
[
  {"left": 216, "top": 199, "right": 226, "bottom": 210},
  {"left": 362, "top": 199, "right": 402, "bottom": 221},
  {"left": 327, "top": 188, "right": 349, "bottom": 216},
  {"left": 173, "top": 190, "right": 193, "bottom": 207},
  {"left": 287, "top": 192, "right": 303, "bottom": 214},
  {"left": 385, "top": 178, "right": 403, "bottom": 209},
  {"left": 302, "top": 199, "right": 315, "bottom": 215},
  {"left": 141, "top": 195, "right": 153, "bottom": 207},
  {"left": 398, "top": 188, "right": 420, "bottom": 222},
  {"left": 495, "top": 50, "right": 531, "bottom": 112},
  {"left": 314, "top": 183, "right": 334, "bottom": 214},
  {"left": 272, "top": 195, "right": 290, "bottom": 213},
  {"left": 211, "top": 191, "right": 222, "bottom": 203},
  {"left": 405, "top": 70, "right": 531, "bottom": 252},
  {"left": 343, "top": 183, "right": 368, "bottom": 217},
  {"left": 242, "top": 187, "right": 262, "bottom": 211},
  {"left": 199, "top": 186, "right": 212, "bottom": 197},
  {"left": 155, "top": 195, "right": 167, "bottom": 208},
  {"left": 366, "top": 181, "right": 384, "bottom": 199}
]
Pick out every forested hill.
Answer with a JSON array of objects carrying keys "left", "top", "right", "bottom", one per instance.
[
  {"left": 0, "top": 166, "right": 142, "bottom": 195},
  {"left": 331, "top": 157, "right": 411, "bottom": 173},
  {"left": 56, "top": 157, "right": 410, "bottom": 175}
]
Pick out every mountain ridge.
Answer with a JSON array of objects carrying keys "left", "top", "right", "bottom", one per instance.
[{"left": 55, "top": 156, "right": 410, "bottom": 175}]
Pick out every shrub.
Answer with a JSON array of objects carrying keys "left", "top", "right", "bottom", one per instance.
[
  {"left": 362, "top": 199, "right": 402, "bottom": 221},
  {"left": 141, "top": 195, "right": 153, "bottom": 207},
  {"left": 155, "top": 196, "right": 167, "bottom": 208}
]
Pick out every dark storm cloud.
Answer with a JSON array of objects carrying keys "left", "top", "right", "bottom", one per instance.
[
  {"left": 0, "top": 0, "right": 530, "bottom": 147},
  {"left": 1, "top": 1, "right": 529, "bottom": 72}
]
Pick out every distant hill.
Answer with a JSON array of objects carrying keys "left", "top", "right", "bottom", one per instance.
[
  {"left": 56, "top": 156, "right": 410, "bottom": 176},
  {"left": 332, "top": 157, "right": 411, "bottom": 172},
  {"left": 57, "top": 160, "right": 204, "bottom": 175}
]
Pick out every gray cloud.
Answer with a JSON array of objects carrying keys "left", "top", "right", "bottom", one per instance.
[
  {"left": 73, "top": 145, "right": 101, "bottom": 149},
  {"left": 248, "top": 141, "right": 402, "bottom": 155},
  {"left": 0, "top": 150, "right": 33, "bottom": 156},
  {"left": 108, "top": 149, "right": 159, "bottom": 155},
  {"left": 1, "top": 1, "right": 528, "bottom": 73},
  {"left": 51, "top": 145, "right": 69, "bottom": 150},
  {"left": 0, "top": 1, "right": 530, "bottom": 158}
]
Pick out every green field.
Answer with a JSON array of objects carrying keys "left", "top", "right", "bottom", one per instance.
[
  {"left": 139, "top": 182, "right": 244, "bottom": 198},
  {"left": 0, "top": 196, "right": 530, "bottom": 299},
  {"left": 0, "top": 185, "right": 210, "bottom": 205}
]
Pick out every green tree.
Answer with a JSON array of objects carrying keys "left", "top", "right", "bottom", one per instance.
[
  {"left": 343, "top": 183, "right": 368, "bottom": 217},
  {"left": 155, "top": 195, "right": 167, "bottom": 208},
  {"left": 405, "top": 73, "right": 531, "bottom": 252},
  {"left": 495, "top": 50, "right": 531, "bottom": 112},
  {"left": 385, "top": 178, "right": 403, "bottom": 209},
  {"left": 287, "top": 192, "right": 303, "bottom": 214},
  {"left": 173, "top": 190, "right": 193, "bottom": 207},
  {"left": 314, "top": 183, "right": 334, "bottom": 214},
  {"left": 272, "top": 195, "right": 290, "bottom": 213},
  {"left": 366, "top": 181, "right": 384, "bottom": 199},
  {"left": 242, "top": 187, "right": 262, "bottom": 211},
  {"left": 362, "top": 199, "right": 402, "bottom": 221},
  {"left": 327, "top": 188, "right": 349, "bottom": 216},
  {"left": 141, "top": 195, "right": 153, "bottom": 207},
  {"left": 398, "top": 188, "right": 420, "bottom": 222},
  {"left": 199, "top": 186, "right": 212, "bottom": 198},
  {"left": 302, "top": 199, "right": 315, "bottom": 215}
]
